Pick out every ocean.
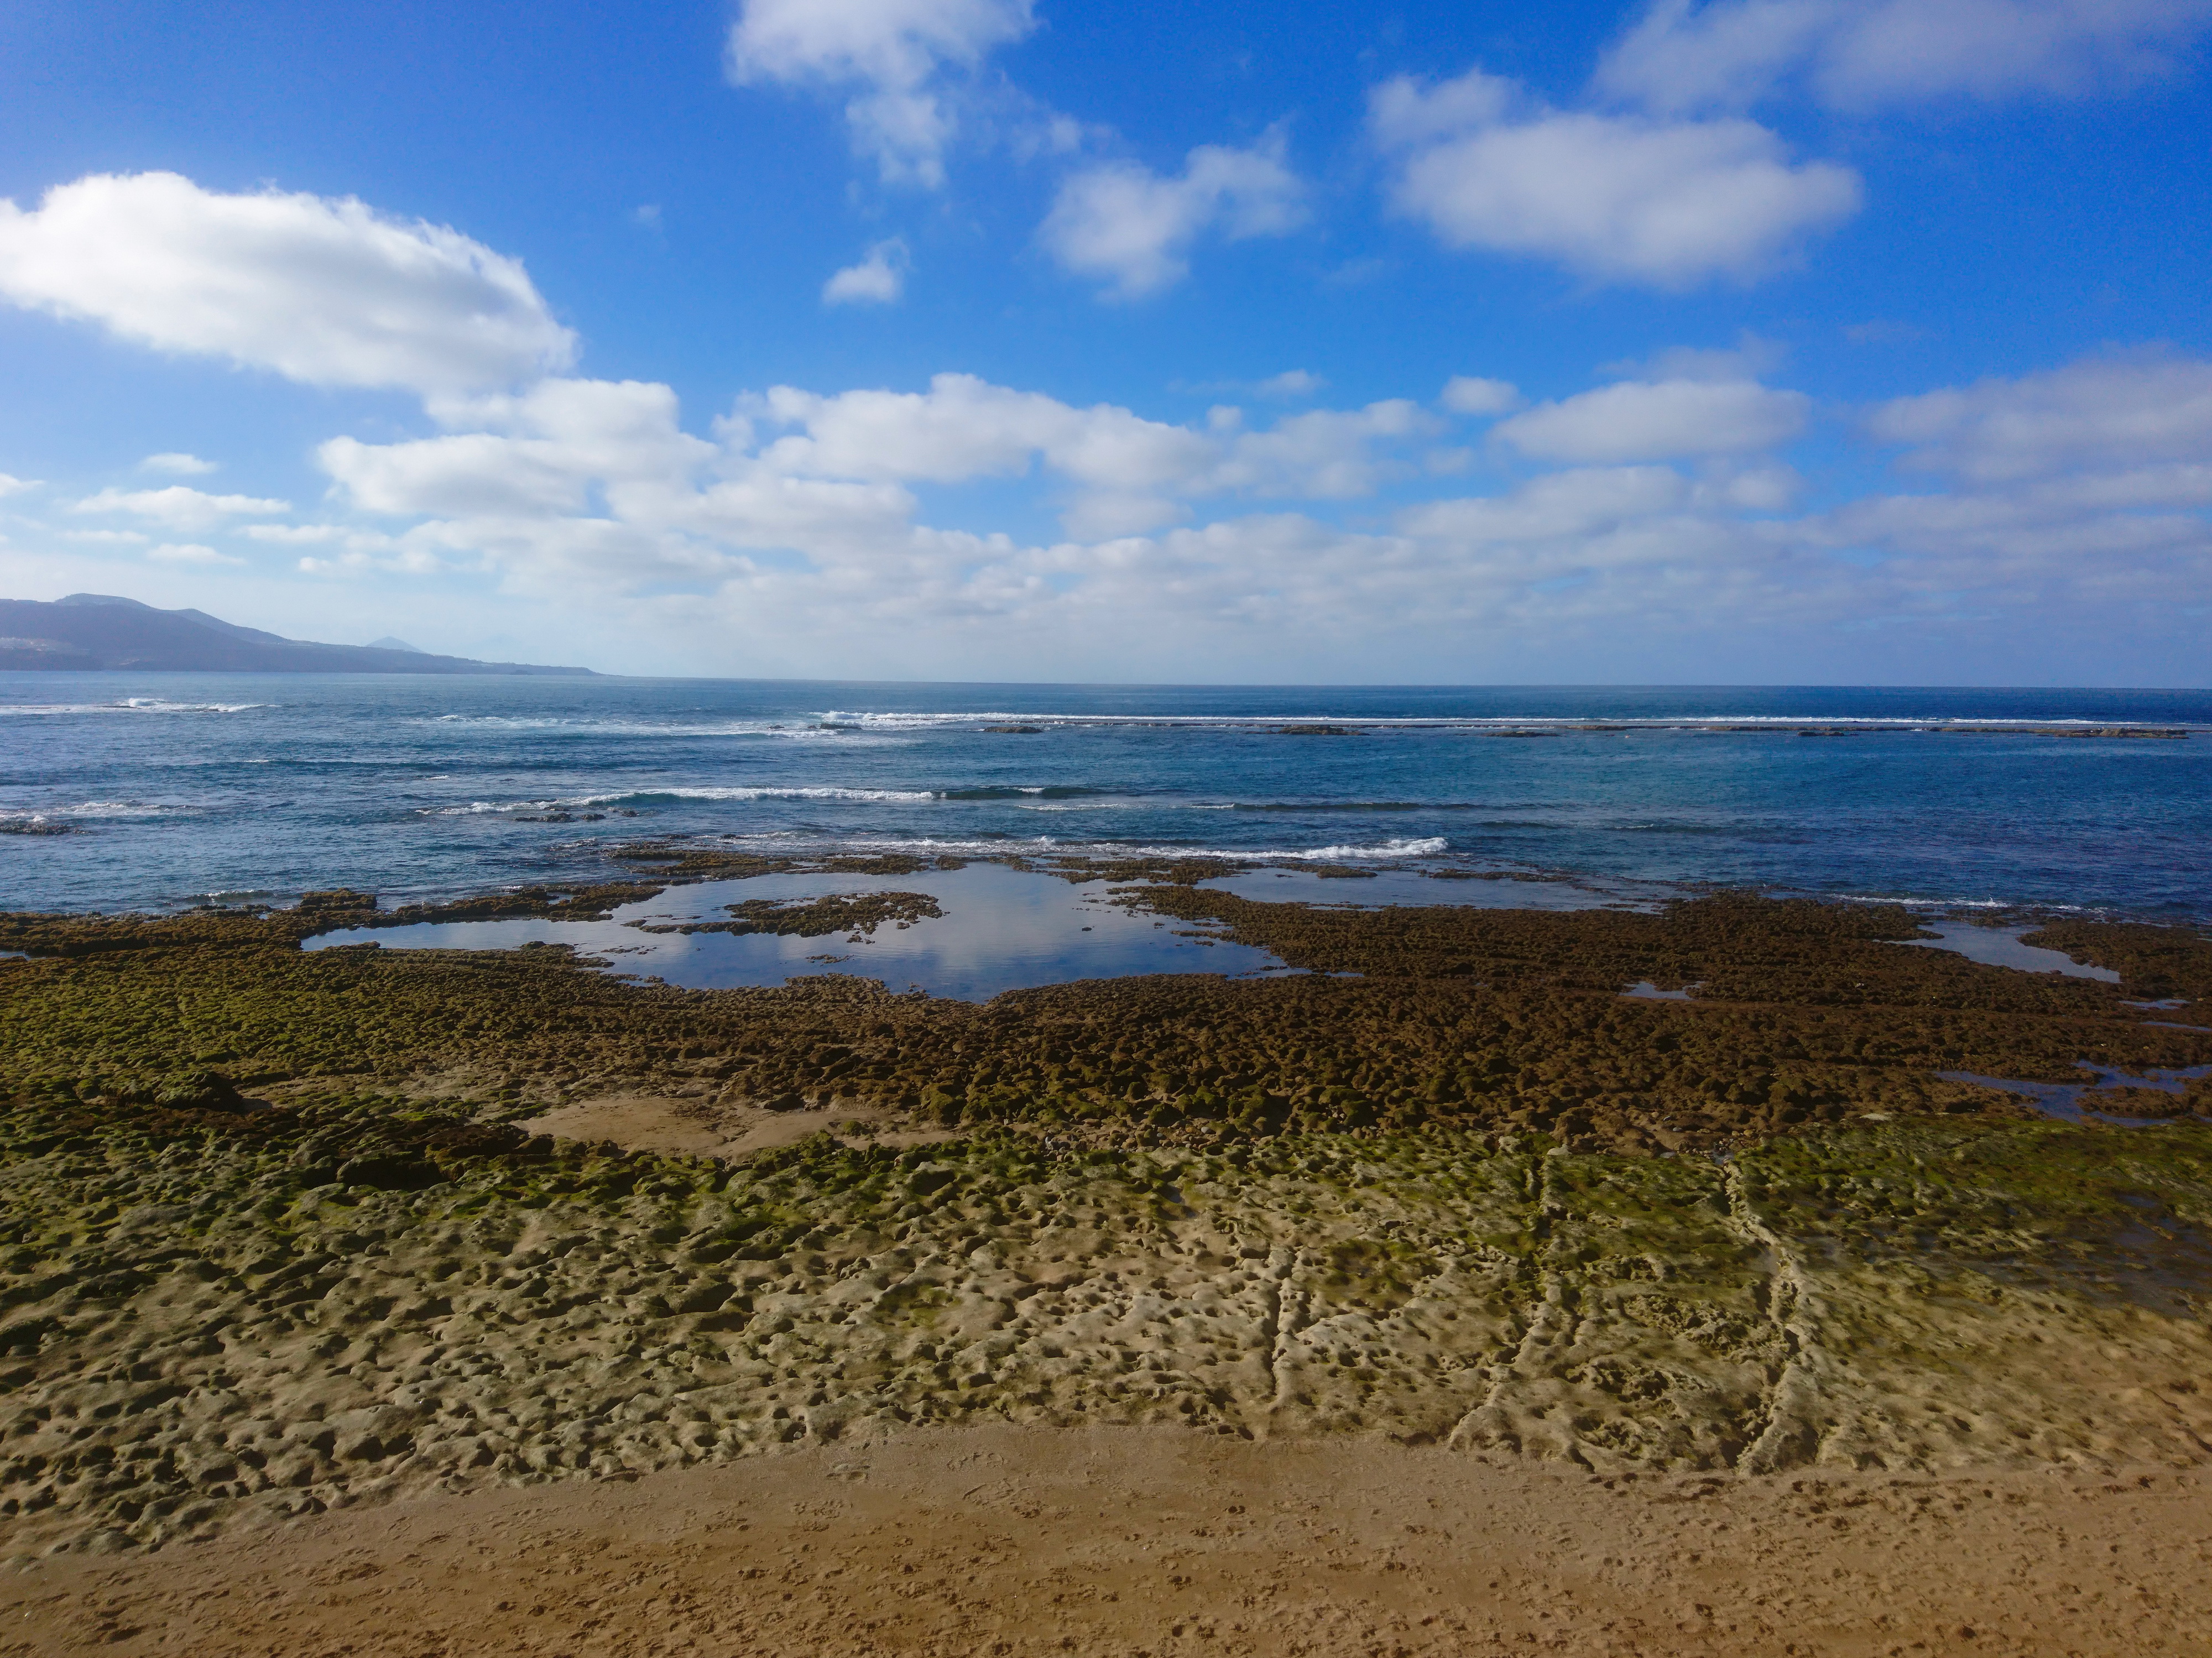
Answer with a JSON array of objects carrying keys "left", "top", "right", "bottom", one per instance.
[{"left": 4, "top": 674, "right": 2209, "bottom": 924}]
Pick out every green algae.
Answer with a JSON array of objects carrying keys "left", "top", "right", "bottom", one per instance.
[
  {"left": 6, "top": 1087, "right": 2212, "bottom": 1556},
  {"left": 2, "top": 891, "right": 2211, "bottom": 1556},
  {"left": 5, "top": 895, "right": 2205, "bottom": 1152}
]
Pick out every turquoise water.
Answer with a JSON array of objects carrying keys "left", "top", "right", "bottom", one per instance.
[{"left": 4, "top": 675, "right": 2209, "bottom": 922}]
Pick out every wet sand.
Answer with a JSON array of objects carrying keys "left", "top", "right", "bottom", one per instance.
[{"left": 5, "top": 1425, "right": 2209, "bottom": 1657}]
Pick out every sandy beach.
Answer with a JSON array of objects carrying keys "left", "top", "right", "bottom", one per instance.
[{"left": 7, "top": 1425, "right": 2211, "bottom": 1656}]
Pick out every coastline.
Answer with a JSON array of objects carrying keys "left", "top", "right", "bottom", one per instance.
[{"left": 2, "top": 871, "right": 2210, "bottom": 1567}]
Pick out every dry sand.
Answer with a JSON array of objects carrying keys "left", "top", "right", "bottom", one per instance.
[
  {"left": 515, "top": 1096, "right": 958, "bottom": 1160},
  {"left": 4, "top": 1424, "right": 2208, "bottom": 1656}
]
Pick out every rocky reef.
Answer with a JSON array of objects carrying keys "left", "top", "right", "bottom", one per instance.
[{"left": 1, "top": 880, "right": 2208, "bottom": 1558}]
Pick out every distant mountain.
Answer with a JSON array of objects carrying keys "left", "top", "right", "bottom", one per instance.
[
  {"left": 0, "top": 595, "right": 597, "bottom": 676},
  {"left": 367, "top": 636, "right": 425, "bottom": 653}
]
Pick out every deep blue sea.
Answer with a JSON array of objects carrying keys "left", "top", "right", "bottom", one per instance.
[{"left": 4, "top": 674, "right": 2210, "bottom": 924}]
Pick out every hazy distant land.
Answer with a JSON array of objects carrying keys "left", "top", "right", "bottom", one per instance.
[{"left": 0, "top": 594, "right": 595, "bottom": 676}]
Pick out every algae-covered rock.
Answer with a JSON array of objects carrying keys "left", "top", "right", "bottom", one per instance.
[
  {"left": 153, "top": 1069, "right": 244, "bottom": 1109},
  {"left": 1, "top": 884, "right": 2209, "bottom": 1557}
]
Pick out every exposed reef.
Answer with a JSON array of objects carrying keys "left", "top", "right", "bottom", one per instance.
[
  {"left": 2, "top": 884, "right": 2209, "bottom": 1557},
  {"left": 641, "top": 891, "right": 947, "bottom": 941}
]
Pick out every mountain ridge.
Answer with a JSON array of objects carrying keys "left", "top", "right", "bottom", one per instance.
[{"left": 0, "top": 595, "right": 596, "bottom": 676}]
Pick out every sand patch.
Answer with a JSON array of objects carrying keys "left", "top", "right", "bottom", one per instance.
[
  {"left": 4, "top": 1425, "right": 2208, "bottom": 1656},
  {"left": 517, "top": 1094, "right": 961, "bottom": 1158}
]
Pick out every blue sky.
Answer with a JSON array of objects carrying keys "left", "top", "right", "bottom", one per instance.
[{"left": 1, "top": 0, "right": 2208, "bottom": 683}]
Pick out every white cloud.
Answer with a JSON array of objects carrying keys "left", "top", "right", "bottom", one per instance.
[
  {"left": 1371, "top": 69, "right": 1861, "bottom": 286},
  {"left": 302, "top": 371, "right": 1451, "bottom": 606},
  {"left": 1603, "top": 333, "right": 1788, "bottom": 382},
  {"left": 139, "top": 451, "right": 217, "bottom": 475},
  {"left": 327, "top": 381, "right": 722, "bottom": 538},
  {"left": 1866, "top": 354, "right": 2212, "bottom": 483},
  {"left": 1398, "top": 466, "right": 1692, "bottom": 542},
  {"left": 824, "top": 238, "right": 910, "bottom": 305},
  {"left": 0, "top": 172, "right": 574, "bottom": 394},
  {"left": 1041, "top": 135, "right": 1306, "bottom": 298},
  {"left": 61, "top": 529, "right": 149, "bottom": 545},
  {"left": 1368, "top": 67, "right": 1517, "bottom": 148},
  {"left": 1595, "top": 0, "right": 1836, "bottom": 112},
  {"left": 1598, "top": 0, "right": 2212, "bottom": 114},
  {"left": 321, "top": 432, "right": 596, "bottom": 518},
  {"left": 748, "top": 373, "right": 1430, "bottom": 527},
  {"left": 147, "top": 542, "right": 242, "bottom": 565},
  {"left": 757, "top": 374, "right": 1099, "bottom": 483},
  {"left": 1766, "top": 352, "right": 2212, "bottom": 647},
  {"left": 270, "top": 351, "right": 2209, "bottom": 682},
  {"left": 71, "top": 485, "right": 291, "bottom": 533},
  {"left": 0, "top": 473, "right": 39, "bottom": 496},
  {"left": 1209, "top": 401, "right": 1435, "bottom": 499},
  {"left": 727, "top": 0, "right": 1037, "bottom": 186},
  {"left": 1497, "top": 379, "right": 1809, "bottom": 462},
  {"left": 1056, "top": 491, "right": 1187, "bottom": 541},
  {"left": 1440, "top": 375, "right": 1521, "bottom": 415},
  {"left": 1256, "top": 370, "right": 1324, "bottom": 399},
  {"left": 242, "top": 524, "right": 348, "bottom": 544},
  {"left": 319, "top": 376, "right": 905, "bottom": 579}
]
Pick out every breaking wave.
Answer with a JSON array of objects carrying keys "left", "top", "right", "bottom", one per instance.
[
  {"left": 0, "top": 698, "right": 268, "bottom": 715},
  {"left": 424, "top": 714, "right": 886, "bottom": 739}
]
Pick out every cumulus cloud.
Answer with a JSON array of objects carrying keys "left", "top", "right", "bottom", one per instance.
[
  {"left": 1041, "top": 135, "right": 1306, "bottom": 297},
  {"left": 1370, "top": 68, "right": 1861, "bottom": 286},
  {"left": 138, "top": 451, "right": 217, "bottom": 475},
  {"left": 301, "top": 370, "right": 1453, "bottom": 606},
  {"left": 319, "top": 375, "right": 911, "bottom": 583},
  {"left": 1440, "top": 375, "right": 1521, "bottom": 416},
  {"left": 0, "top": 473, "right": 39, "bottom": 497},
  {"left": 1256, "top": 370, "right": 1325, "bottom": 399},
  {"left": 146, "top": 542, "right": 242, "bottom": 565},
  {"left": 1756, "top": 351, "right": 2212, "bottom": 651},
  {"left": 727, "top": 0, "right": 1037, "bottom": 186},
  {"left": 824, "top": 238, "right": 911, "bottom": 305},
  {"left": 265, "top": 349, "right": 2209, "bottom": 680},
  {"left": 320, "top": 433, "right": 594, "bottom": 519},
  {"left": 71, "top": 485, "right": 290, "bottom": 533},
  {"left": 1497, "top": 378, "right": 1810, "bottom": 462},
  {"left": 0, "top": 172, "right": 574, "bottom": 394},
  {"left": 747, "top": 372, "right": 1428, "bottom": 529},
  {"left": 1598, "top": 0, "right": 2212, "bottom": 114},
  {"left": 326, "top": 379, "right": 717, "bottom": 521},
  {"left": 1397, "top": 465, "right": 1691, "bottom": 542},
  {"left": 1208, "top": 401, "right": 1434, "bottom": 499},
  {"left": 1866, "top": 353, "right": 2212, "bottom": 483},
  {"left": 755, "top": 374, "right": 1115, "bottom": 483}
]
